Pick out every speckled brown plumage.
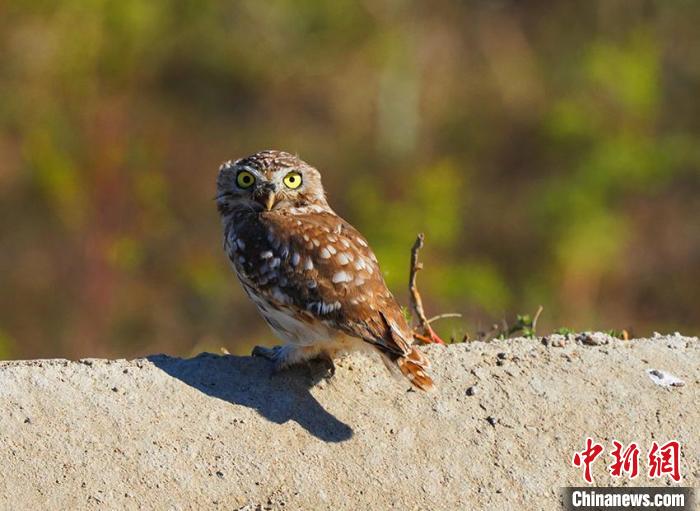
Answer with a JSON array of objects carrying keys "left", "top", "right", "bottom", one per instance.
[{"left": 216, "top": 150, "right": 432, "bottom": 390}]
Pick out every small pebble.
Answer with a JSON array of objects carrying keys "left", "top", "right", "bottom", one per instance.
[
  {"left": 486, "top": 416, "right": 497, "bottom": 426},
  {"left": 466, "top": 386, "right": 478, "bottom": 396}
]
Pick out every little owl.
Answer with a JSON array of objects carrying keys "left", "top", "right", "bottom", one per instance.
[{"left": 216, "top": 150, "right": 432, "bottom": 390}]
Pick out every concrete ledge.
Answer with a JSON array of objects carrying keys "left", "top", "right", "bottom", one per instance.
[{"left": 0, "top": 333, "right": 698, "bottom": 509}]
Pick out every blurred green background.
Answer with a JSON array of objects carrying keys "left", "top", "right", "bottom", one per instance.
[{"left": 0, "top": 1, "right": 698, "bottom": 360}]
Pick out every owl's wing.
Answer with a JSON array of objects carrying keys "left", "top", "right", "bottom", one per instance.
[{"left": 261, "top": 211, "right": 413, "bottom": 357}]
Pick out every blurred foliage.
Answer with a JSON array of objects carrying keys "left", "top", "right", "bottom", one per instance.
[{"left": 0, "top": 0, "right": 698, "bottom": 359}]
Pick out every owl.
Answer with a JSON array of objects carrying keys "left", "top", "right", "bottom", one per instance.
[{"left": 216, "top": 150, "right": 432, "bottom": 390}]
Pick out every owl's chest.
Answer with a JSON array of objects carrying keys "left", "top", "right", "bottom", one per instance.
[{"left": 224, "top": 215, "right": 287, "bottom": 283}]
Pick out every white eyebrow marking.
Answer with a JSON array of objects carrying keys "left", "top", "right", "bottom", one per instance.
[
  {"left": 260, "top": 251, "right": 273, "bottom": 259},
  {"left": 319, "top": 248, "right": 331, "bottom": 259},
  {"left": 332, "top": 271, "right": 353, "bottom": 284}
]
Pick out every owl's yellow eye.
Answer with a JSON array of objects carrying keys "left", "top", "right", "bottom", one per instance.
[
  {"left": 236, "top": 170, "right": 255, "bottom": 189},
  {"left": 283, "top": 172, "right": 303, "bottom": 189}
]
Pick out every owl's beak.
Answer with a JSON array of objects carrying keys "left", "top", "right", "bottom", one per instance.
[
  {"left": 263, "top": 191, "right": 276, "bottom": 211},
  {"left": 254, "top": 184, "right": 277, "bottom": 211}
]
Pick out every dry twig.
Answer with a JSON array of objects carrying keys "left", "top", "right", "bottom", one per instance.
[
  {"left": 427, "top": 313, "right": 463, "bottom": 324},
  {"left": 408, "top": 234, "right": 446, "bottom": 345},
  {"left": 532, "top": 305, "right": 544, "bottom": 332}
]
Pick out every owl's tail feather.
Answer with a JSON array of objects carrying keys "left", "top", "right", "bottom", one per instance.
[{"left": 397, "top": 347, "right": 434, "bottom": 391}]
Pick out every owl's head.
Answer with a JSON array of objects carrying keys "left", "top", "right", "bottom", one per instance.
[{"left": 216, "top": 150, "right": 329, "bottom": 216}]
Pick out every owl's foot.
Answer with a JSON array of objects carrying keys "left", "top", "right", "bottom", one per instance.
[
  {"left": 251, "top": 345, "right": 289, "bottom": 373},
  {"left": 251, "top": 345, "right": 282, "bottom": 362},
  {"left": 251, "top": 344, "right": 335, "bottom": 380},
  {"left": 308, "top": 352, "right": 336, "bottom": 379}
]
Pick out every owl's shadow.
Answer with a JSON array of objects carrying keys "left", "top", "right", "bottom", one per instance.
[{"left": 147, "top": 352, "right": 353, "bottom": 443}]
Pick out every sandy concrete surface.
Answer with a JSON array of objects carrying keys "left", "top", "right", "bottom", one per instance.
[{"left": 0, "top": 333, "right": 697, "bottom": 510}]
